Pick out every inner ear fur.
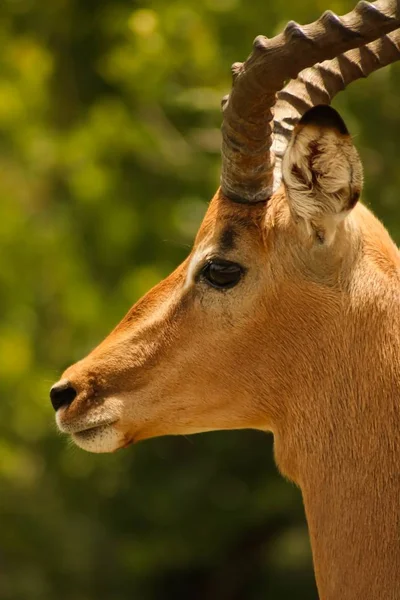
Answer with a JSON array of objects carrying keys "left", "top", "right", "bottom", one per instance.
[{"left": 282, "top": 105, "right": 363, "bottom": 235}]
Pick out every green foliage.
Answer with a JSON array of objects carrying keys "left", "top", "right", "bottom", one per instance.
[{"left": 0, "top": 0, "right": 399, "bottom": 598}]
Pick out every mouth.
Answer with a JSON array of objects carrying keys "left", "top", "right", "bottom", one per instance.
[
  {"left": 56, "top": 412, "right": 118, "bottom": 434},
  {"left": 56, "top": 415, "right": 124, "bottom": 453},
  {"left": 71, "top": 421, "right": 117, "bottom": 440}
]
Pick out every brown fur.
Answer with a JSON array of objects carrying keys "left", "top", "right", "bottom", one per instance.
[{"left": 54, "top": 116, "right": 400, "bottom": 599}]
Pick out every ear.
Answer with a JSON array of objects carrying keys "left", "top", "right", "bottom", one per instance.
[{"left": 282, "top": 105, "right": 363, "bottom": 242}]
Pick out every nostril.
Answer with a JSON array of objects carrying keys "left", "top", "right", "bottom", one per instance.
[{"left": 50, "top": 380, "right": 77, "bottom": 412}]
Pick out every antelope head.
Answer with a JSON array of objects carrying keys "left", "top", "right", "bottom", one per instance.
[{"left": 51, "top": 0, "right": 400, "bottom": 468}]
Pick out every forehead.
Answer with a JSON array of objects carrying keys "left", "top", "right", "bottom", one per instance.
[{"left": 194, "top": 190, "right": 266, "bottom": 256}]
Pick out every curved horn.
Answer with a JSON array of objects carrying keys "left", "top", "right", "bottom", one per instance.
[
  {"left": 221, "top": 0, "right": 400, "bottom": 204},
  {"left": 272, "top": 29, "right": 400, "bottom": 191}
]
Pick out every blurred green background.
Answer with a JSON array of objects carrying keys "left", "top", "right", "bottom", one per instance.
[{"left": 1, "top": 0, "right": 399, "bottom": 598}]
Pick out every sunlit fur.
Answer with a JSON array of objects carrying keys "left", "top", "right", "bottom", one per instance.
[{"left": 55, "top": 112, "right": 400, "bottom": 599}]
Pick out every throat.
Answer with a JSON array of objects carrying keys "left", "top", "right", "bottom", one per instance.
[{"left": 299, "top": 439, "right": 400, "bottom": 600}]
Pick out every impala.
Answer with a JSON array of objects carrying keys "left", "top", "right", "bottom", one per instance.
[{"left": 50, "top": 1, "right": 400, "bottom": 598}]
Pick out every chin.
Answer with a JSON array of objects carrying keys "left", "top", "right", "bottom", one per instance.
[{"left": 71, "top": 424, "right": 124, "bottom": 453}]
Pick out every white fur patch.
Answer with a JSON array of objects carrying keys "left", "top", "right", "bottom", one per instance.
[
  {"left": 184, "top": 244, "right": 214, "bottom": 289},
  {"left": 56, "top": 396, "right": 125, "bottom": 453}
]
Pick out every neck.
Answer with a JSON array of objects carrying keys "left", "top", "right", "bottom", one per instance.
[
  {"left": 295, "top": 379, "right": 400, "bottom": 600},
  {"left": 301, "top": 447, "right": 400, "bottom": 599},
  {"left": 266, "top": 239, "right": 400, "bottom": 598}
]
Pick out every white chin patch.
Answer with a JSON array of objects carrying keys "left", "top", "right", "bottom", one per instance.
[{"left": 71, "top": 424, "right": 123, "bottom": 453}]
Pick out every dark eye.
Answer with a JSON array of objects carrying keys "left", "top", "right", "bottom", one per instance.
[{"left": 200, "top": 259, "right": 243, "bottom": 290}]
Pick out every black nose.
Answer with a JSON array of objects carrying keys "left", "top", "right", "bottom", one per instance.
[{"left": 50, "top": 380, "right": 77, "bottom": 411}]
